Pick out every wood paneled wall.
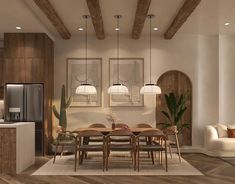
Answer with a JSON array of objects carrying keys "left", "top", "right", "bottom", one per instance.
[
  {"left": 3, "top": 33, "right": 54, "bottom": 154},
  {"left": 0, "top": 128, "right": 16, "bottom": 173}
]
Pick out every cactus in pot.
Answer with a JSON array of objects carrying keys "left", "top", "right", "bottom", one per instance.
[{"left": 53, "top": 85, "right": 71, "bottom": 130}]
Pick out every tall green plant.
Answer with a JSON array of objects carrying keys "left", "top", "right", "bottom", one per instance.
[
  {"left": 53, "top": 85, "right": 71, "bottom": 129},
  {"left": 161, "top": 92, "right": 190, "bottom": 132}
]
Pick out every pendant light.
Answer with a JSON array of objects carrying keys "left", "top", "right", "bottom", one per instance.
[
  {"left": 108, "top": 15, "right": 129, "bottom": 95},
  {"left": 76, "top": 15, "right": 97, "bottom": 95},
  {"left": 140, "top": 14, "right": 161, "bottom": 95}
]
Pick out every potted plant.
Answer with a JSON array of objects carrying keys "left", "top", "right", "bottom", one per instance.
[
  {"left": 51, "top": 85, "right": 72, "bottom": 153},
  {"left": 160, "top": 91, "right": 191, "bottom": 145}
]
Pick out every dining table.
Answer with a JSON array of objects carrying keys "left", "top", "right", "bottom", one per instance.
[{"left": 73, "top": 127, "right": 161, "bottom": 135}]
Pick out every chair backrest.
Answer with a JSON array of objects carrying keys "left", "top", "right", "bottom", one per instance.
[
  {"left": 163, "top": 126, "right": 178, "bottom": 135},
  {"left": 136, "top": 123, "right": 152, "bottom": 128},
  {"left": 88, "top": 123, "right": 106, "bottom": 128},
  {"left": 108, "top": 129, "right": 133, "bottom": 137},
  {"left": 115, "top": 123, "right": 129, "bottom": 129},
  {"left": 137, "top": 129, "right": 165, "bottom": 139},
  {"left": 57, "top": 131, "right": 75, "bottom": 141}
]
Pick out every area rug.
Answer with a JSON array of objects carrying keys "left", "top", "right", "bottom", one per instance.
[
  {"left": 221, "top": 157, "right": 235, "bottom": 166},
  {"left": 32, "top": 153, "right": 203, "bottom": 176}
]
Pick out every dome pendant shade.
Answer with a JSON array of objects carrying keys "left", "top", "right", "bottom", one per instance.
[
  {"left": 76, "top": 84, "right": 97, "bottom": 95},
  {"left": 108, "top": 84, "right": 129, "bottom": 95},
  {"left": 140, "top": 84, "right": 161, "bottom": 95}
]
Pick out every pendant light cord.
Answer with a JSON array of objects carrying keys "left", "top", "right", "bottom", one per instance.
[
  {"left": 149, "top": 15, "right": 152, "bottom": 84},
  {"left": 117, "top": 16, "right": 120, "bottom": 84},
  {"left": 85, "top": 16, "right": 88, "bottom": 84}
]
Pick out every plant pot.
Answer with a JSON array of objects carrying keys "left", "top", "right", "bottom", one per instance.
[{"left": 50, "top": 143, "right": 75, "bottom": 153}]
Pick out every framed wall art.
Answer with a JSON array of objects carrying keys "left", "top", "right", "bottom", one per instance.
[
  {"left": 109, "top": 58, "right": 144, "bottom": 107},
  {"left": 67, "top": 58, "right": 102, "bottom": 107}
]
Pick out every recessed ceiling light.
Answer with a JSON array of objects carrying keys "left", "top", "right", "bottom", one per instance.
[
  {"left": 16, "top": 26, "right": 22, "bottom": 30},
  {"left": 153, "top": 27, "right": 159, "bottom": 31},
  {"left": 115, "top": 27, "right": 120, "bottom": 31},
  {"left": 224, "top": 22, "right": 230, "bottom": 26},
  {"left": 78, "top": 28, "right": 84, "bottom": 31}
]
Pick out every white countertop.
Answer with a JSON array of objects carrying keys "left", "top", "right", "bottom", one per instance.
[{"left": 0, "top": 122, "right": 35, "bottom": 128}]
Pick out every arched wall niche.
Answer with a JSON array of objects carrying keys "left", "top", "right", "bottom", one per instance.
[{"left": 156, "top": 70, "right": 192, "bottom": 145}]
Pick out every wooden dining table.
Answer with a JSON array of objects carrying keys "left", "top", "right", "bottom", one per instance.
[{"left": 73, "top": 127, "right": 161, "bottom": 135}]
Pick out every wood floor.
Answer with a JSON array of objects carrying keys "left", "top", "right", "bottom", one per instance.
[{"left": 0, "top": 154, "right": 235, "bottom": 184}]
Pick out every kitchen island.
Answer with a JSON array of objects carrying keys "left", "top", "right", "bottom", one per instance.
[{"left": 0, "top": 122, "right": 35, "bottom": 174}]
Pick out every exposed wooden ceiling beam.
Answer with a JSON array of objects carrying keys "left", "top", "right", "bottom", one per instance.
[
  {"left": 132, "top": 0, "right": 151, "bottom": 39},
  {"left": 86, "top": 0, "right": 105, "bottom": 40},
  {"left": 164, "top": 0, "right": 201, "bottom": 39},
  {"left": 33, "top": 0, "right": 71, "bottom": 39}
]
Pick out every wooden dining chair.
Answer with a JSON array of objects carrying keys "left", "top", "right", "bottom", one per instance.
[
  {"left": 135, "top": 123, "right": 153, "bottom": 158},
  {"left": 75, "top": 130, "right": 106, "bottom": 172},
  {"left": 163, "top": 126, "right": 182, "bottom": 163},
  {"left": 106, "top": 129, "right": 136, "bottom": 171},
  {"left": 136, "top": 130, "right": 168, "bottom": 172},
  {"left": 53, "top": 131, "right": 76, "bottom": 164},
  {"left": 110, "top": 123, "right": 131, "bottom": 143},
  {"left": 82, "top": 123, "right": 107, "bottom": 160}
]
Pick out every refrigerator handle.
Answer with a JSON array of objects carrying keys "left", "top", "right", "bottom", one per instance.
[{"left": 23, "top": 86, "right": 27, "bottom": 121}]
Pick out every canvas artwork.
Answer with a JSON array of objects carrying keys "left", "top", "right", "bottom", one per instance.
[
  {"left": 67, "top": 58, "right": 102, "bottom": 107},
  {"left": 109, "top": 58, "right": 144, "bottom": 107}
]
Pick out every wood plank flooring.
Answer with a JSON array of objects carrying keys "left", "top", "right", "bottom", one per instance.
[{"left": 0, "top": 154, "right": 235, "bottom": 184}]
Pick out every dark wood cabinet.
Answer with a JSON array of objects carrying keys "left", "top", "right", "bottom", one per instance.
[
  {"left": 3, "top": 33, "right": 54, "bottom": 154},
  {"left": 0, "top": 49, "right": 3, "bottom": 99}
]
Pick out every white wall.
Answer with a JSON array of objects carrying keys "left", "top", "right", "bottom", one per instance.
[
  {"left": 197, "top": 35, "right": 219, "bottom": 145},
  {"left": 219, "top": 35, "right": 235, "bottom": 124},
  {"left": 54, "top": 34, "right": 221, "bottom": 147}
]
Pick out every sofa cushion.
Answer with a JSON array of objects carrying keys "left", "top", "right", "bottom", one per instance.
[
  {"left": 217, "top": 124, "right": 228, "bottom": 138},
  {"left": 227, "top": 128, "right": 235, "bottom": 138},
  {"left": 210, "top": 138, "right": 235, "bottom": 151}
]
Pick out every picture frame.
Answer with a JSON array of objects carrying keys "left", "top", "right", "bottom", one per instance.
[
  {"left": 66, "top": 58, "right": 102, "bottom": 107},
  {"left": 109, "top": 58, "right": 144, "bottom": 107}
]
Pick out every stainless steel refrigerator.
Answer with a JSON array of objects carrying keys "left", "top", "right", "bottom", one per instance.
[{"left": 5, "top": 83, "right": 44, "bottom": 155}]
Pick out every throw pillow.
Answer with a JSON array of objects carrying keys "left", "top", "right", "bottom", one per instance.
[
  {"left": 227, "top": 128, "right": 235, "bottom": 138},
  {"left": 217, "top": 123, "right": 228, "bottom": 138}
]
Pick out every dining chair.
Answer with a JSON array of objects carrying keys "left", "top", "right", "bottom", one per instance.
[
  {"left": 135, "top": 123, "right": 153, "bottom": 158},
  {"left": 53, "top": 131, "right": 76, "bottom": 164},
  {"left": 136, "top": 129, "right": 168, "bottom": 172},
  {"left": 75, "top": 130, "right": 106, "bottom": 172},
  {"left": 82, "top": 123, "right": 106, "bottom": 160},
  {"left": 106, "top": 129, "right": 136, "bottom": 171},
  {"left": 110, "top": 123, "right": 131, "bottom": 143},
  {"left": 163, "top": 126, "right": 182, "bottom": 163}
]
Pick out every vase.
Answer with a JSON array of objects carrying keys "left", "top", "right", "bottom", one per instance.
[{"left": 112, "top": 122, "right": 115, "bottom": 130}]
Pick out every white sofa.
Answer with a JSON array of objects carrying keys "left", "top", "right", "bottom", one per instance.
[{"left": 205, "top": 124, "right": 235, "bottom": 157}]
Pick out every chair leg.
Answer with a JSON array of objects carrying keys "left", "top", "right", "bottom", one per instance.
[
  {"left": 103, "top": 151, "right": 105, "bottom": 172},
  {"left": 75, "top": 147, "right": 77, "bottom": 171},
  {"left": 165, "top": 149, "right": 168, "bottom": 172},
  {"left": 106, "top": 151, "right": 109, "bottom": 171},
  {"left": 53, "top": 143, "right": 58, "bottom": 164},
  {"left": 168, "top": 145, "right": 173, "bottom": 158},
  {"left": 60, "top": 145, "right": 64, "bottom": 158},
  {"left": 151, "top": 151, "right": 155, "bottom": 165},
  {"left": 160, "top": 151, "right": 163, "bottom": 165},
  {"left": 137, "top": 150, "right": 140, "bottom": 171},
  {"left": 175, "top": 134, "right": 182, "bottom": 163}
]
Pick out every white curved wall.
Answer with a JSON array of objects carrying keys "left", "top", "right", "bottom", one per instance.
[{"left": 219, "top": 35, "right": 235, "bottom": 124}]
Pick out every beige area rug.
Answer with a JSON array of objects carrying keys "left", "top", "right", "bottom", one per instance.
[{"left": 32, "top": 153, "right": 203, "bottom": 176}]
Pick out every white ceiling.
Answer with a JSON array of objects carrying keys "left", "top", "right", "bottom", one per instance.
[{"left": 0, "top": 0, "right": 235, "bottom": 40}]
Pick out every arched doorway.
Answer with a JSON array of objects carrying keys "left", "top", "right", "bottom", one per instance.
[{"left": 156, "top": 70, "right": 192, "bottom": 145}]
